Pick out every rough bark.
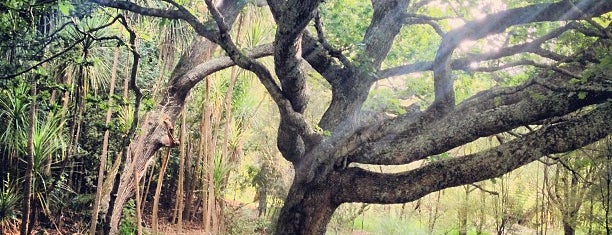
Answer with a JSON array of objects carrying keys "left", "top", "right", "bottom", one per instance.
[
  {"left": 92, "top": 0, "right": 612, "bottom": 234},
  {"left": 274, "top": 180, "right": 339, "bottom": 235},
  {"left": 319, "top": 0, "right": 410, "bottom": 132},
  {"left": 337, "top": 105, "right": 610, "bottom": 202},
  {"left": 98, "top": 1, "right": 247, "bottom": 234}
]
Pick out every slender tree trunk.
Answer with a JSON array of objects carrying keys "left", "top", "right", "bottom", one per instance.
[
  {"left": 173, "top": 107, "right": 187, "bottom": 230},
  {"left": 459, "top": 187, "right": 469, "bottom": 235},
  {"left": 142, "top": 157, "right": 155, "bottom": 212},
  {"left": 152, "top": 149, "right": 171, "bottom": 233},
  {"left": 183, "top": 144, "right": 194, "bottom": 221},
  {"left": 428, "top": 191, "right": 442, "bottom": 233},
  {"left": 21, "top": 76, "right": 36, "bottom": 235},
  {"left": 67, "top": 46, "right": 88, "bottom": 192},
  {"left": 477, "top": 190, "right": 485, "bottom": 234},
  {"left": 122, "top": 52, "right": 130, "bottom": 99},
  {"left": 542, "top": 164, "right": 550, "bottom": 235},
  {"left": 202, "top": 78, "right": 214, "bottom": 232},
  {"left": 89, "top": 39, "right": 120, "bottom": 235},
  {"left": 105, "top": 36, "right": 136, "bottom": 235},
  {"left": 603, "top": 140, "right": 611, "bottom": 235},
  {"left": 134, "top": 170, "right": 143, "bottom": 235},
  {"left": 199, "top": 76, "right": 225, "bottom": 233}
]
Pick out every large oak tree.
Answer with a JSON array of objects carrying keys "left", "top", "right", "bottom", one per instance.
[{"left": 91, "top": 0, "right": 612, "bottom": 234}]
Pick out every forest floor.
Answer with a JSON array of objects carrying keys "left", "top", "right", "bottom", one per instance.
[{"left": 21, "top": 199, "right": 372, "bottom": 235}]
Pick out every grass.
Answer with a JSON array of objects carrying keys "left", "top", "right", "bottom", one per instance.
[{"left": 349, "top": 214, "right": 429, "bottom": 235}]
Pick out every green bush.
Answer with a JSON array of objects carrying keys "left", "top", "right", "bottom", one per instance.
[
  {"left": 119, "top": 199, "right": 137, "bottom": 235},
  {"left": 0, "top": 174, "right": 21, "bottom": 234}
]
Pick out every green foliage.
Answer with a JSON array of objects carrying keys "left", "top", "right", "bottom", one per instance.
[
  {"left": 57, "top": 0, "right": 75, "bottom": 16},
  {"left": 351, "top": 213, "right": 428, "bottom": 235},
  {"left": 0, "top": 0, "right": 87, "bottom": 75},
  {"left": 16, "top": 112, "right": 65, "bottom": 169},
  {"left": 455, "top": 72, "right": 496, "bottom": 102},
  {"left": 384, "top": 25, "right": 439, "bottom": 68},
  {"left": 427, "top": 152, "right": 450, "bottom": 162},
  {"left": 0, "top": 82, "right": 30, "bottom": 155},
  {"left": 119, "top": 199, "right": 137, "bottom": 235},
  {"left": 319, "top": 0, "right": 372, "bottom": 59},
  {"left": 500, "top": 68, "right": 534, "bottom": 87},
  {"left": 213, "top": 154, "right": 233, "bottom": 194},
  {"left": 582, "top": 51, "right": 612, "bottom": 79},
  {"left": 363, "top": 88, "right": 407, "bottom": 115},
  {"left": 117, "top": 105, "right": 135, "bottom": 133},
  {"left": 242, "top": 5, "right": 273, "bottom": 47},
  {"left": 403, "top": 73, "right": 435, "bottom": 103},
  {"left": 0, "top": 174, "right": 21, "bottom": 234},
  {"left": 320, "top": 0, "right": 371, "bottom": 44}
]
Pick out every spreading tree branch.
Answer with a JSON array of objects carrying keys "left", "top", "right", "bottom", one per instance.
[
  {"left": 346, "top": 74, "right": 610, "bottom": 165},
  {"left": 337, "top": 103, "right": 611, "bottom": 204},
  {"left": 0, "top": 15, "right": 125, "bottom": 80},
  {"left": 318, "top": 0, "right": 410, "bottom": 131},
  {"left": 92, "top": 0, "right": 218, "bottom": 42},
  {"left": 179, "top": 43, "right": 274, "bottom": 90},
  {"left": 378, "top": 21, "right": 591, "bottom": 79},
  {"left": 403, "top": 14, "right": 445, "bottom": 36},
  {"left": 430, "top": 0, "right": 612, "bottom": 114}
]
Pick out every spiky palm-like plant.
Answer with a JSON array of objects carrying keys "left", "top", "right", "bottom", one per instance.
[
  {"left": 0, "top": 84, "right": 30, "bottom": 162},
  {"left": 13, "top": 111, "right": 66, "bottom": 227},
  {"left": 0, "top": 174, "right": 21, "bottom": 234}
]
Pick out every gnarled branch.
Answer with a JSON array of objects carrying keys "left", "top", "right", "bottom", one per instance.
[
  {"left": 430, "top": 0, "right": 612, "bottom": 114},
  {"left": 346, "top": 73, "right": 610, "bottom": 165},
  {"left": 336, "top": 103, "right": 611, "bottom": 204}
]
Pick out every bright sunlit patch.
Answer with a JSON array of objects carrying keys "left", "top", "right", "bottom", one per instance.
[
  {"left": 469, "top": 62, "right": 479, "bottom": 70},
  {"left": 469, "top": 8, "right": 487, "bottom": 20},
  {"left": 427, "top": 0, "right": 508, "bottom": 53},
  {"left": 473, "top": 1, "right": 506, "bottom": 20},
  {"left": 458, "top": 40, "right": 476, "bottom": 51},
  {"left": 446, "top": 18, "right": 465, "bottom": 29}
]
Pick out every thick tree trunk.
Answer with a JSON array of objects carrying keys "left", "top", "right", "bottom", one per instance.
[
  {"left": 274, "top": 181, "right": 338, "bottom": 235},
  {"left": 563, "top": 222, "right": 575, "bottom": 235}
]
